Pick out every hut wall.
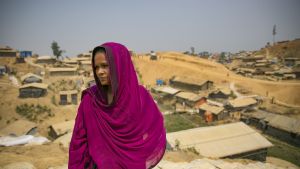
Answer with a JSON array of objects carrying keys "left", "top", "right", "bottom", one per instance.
[
  {"left": 0, "top": 52, "right": 17, "bottom": 57},
  {"left": 36, "top": 59, "right": 56, "bottom": 64},
  {"left": 50, "top": 71, "right": 77, "bottom": 76},
  {"left": 265, "top": 126, "right": 300, "bottom": 146},
  {"left": 71, "top": 94, "right": 78, "bottom": 104},
  {"left": 19, "top": 88, "right": 47, "bottom": 98},
  {"left": 226, "top": 148, "right": 268, "bottom": 162}
]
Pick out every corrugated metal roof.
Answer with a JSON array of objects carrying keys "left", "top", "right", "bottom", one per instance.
[
  {"left": 0, "top": 120, "right": 36, "bottom": 136},
  {"left": 237, "top": 68, "right": 256, "bottom": 73},
  {"left": 199, "top": 103, "right": 224, "bottom": 115},
  {"left": 20, "top": 73, "right": 43, "bottom": 82},
  {"left": 268, "top": 115, "right": 300, "bottom": 134},
  {"left": 80, "top": 60, "right": 92, "bottom": 65},
  {"left": 63, "top": 59, "right": 78, "bottom": 64},
  {"left": 206, "top": 99, "right": 224, "bottom": 107},
  {"left": 50, "top": 120, "right": 75, "bottom": 136},
  {"left": 172, "top": 76, "right": 211, "bottom": 86},
  {"left": 167, "top": 122, "right": 273, "bottom": 158},
  {"left": 153, "top": 86, "right": 180, "bottom": 95},
  {"left": 19, "top": 82, "right": 48, "bottom": 89},
  {"left": 37, "top": 55, "right": 55, "bottom": 60},
  {"left": 175, "top": 91, "right": 203, "bottom": 102},
  {"left": 228, "top": 98, "right": 257, "bottom": 108},
  {"left": 246, "top": 112, "right": 276, "bottom": 122},
  {"left": 74, "top": 57, "right": 90, "bottom": 61},
  {"left": 211, "top": 87, "right": 231, "bottom": 96}
]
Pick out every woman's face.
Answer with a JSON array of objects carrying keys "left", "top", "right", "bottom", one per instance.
[{"left": 94, "top": 52, "right": 111, "bottom": 86}]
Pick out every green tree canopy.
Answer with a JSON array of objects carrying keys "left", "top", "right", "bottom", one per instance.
[{"left": 51, "top": 41, "right": 65, "bottom": 60}]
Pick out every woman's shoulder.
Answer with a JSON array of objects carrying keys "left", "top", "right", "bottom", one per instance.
[
  {"left": 138, "top": 85, "right": 149, "bottom": 94},
  {"left": 80, "top": 86, "right": 97, "bottom": 104},
  {"left": 138, "top": 85, "right": 153, "bottom": 101}
]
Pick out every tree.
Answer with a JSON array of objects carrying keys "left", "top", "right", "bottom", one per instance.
[
  {"left": 190, "top": 47, "right": 195, "bottom": 55},
  {"left": 272, "top": 24, "right": 277, "bottom": 45},
  {"left": 51, "top": 41, "right": 65, "bottom": 60},
  {"left": 219, "top": 52, "right": 226, "bottom": 63}
]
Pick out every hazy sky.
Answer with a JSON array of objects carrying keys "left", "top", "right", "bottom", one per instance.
[{"left": 1, "top": 0, "right": 300, "bottom": 56}]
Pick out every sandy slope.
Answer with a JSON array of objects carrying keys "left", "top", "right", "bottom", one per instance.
[{"left": 133, "top": 52, "right": 300, "bottom": 106}]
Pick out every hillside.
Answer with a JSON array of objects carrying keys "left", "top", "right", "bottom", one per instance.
[
  {"left": 133, "top": 52, "right": 300, "bottom": 107},
  {"left": 255, "top": 39, "right": 300, "bottom": 59}
]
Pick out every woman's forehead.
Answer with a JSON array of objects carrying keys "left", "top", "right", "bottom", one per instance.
[{"left": 94, "top": 52, "right": 107, "bottom": 62}]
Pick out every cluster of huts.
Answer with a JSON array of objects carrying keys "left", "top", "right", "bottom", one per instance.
[
  {"left": 0, "top": 45, "right": 32, "bottom": 63},
  {"left": 18, "top": 72, "right": 80, "bottom": 105},
  {"left": 0, "top": 47, "right": 96, "bottom": 105},
  {"left": 241, "top": 111, "right": 300, "bottom": 147},
  {"left": 232, "top": 54, "right": 300, "bottom": 80},
  {"left": 35, "top": 52, "right": 92, "bottom": 77},
  {"left": 16, "top": 52, "right": 94, "bottom": 105},
  {"left": 0, "top": 46, "right": 32, "bottom": 75},
  {"left": 151, "top": 76, "right": 259, "bottom": 123}
]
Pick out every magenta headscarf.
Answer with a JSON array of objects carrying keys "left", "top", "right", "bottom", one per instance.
[{"left": 69, "top": 42, "right": 166, "bottom": 169}]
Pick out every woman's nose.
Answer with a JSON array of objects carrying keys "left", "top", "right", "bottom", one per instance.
[{"left": 97, "top": 67, "right": 105, "bottom": 74}]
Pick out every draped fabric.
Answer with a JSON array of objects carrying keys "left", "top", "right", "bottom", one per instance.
[{"left": 69, "top": 42, "right": 166, "bottom": 169}]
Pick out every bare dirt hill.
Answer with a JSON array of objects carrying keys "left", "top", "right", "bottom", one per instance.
[{"left": 133, "top": 52, "right": 300, "bottom": 106}]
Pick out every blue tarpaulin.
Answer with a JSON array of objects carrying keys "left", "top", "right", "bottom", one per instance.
[
  {"left": 20, "top": 51, "right": 32, "bottom": 58},
  {"left": 156, "top": 79, "right": 163, "bottom": 86}
]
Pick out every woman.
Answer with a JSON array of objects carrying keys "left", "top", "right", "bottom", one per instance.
[{"left": 69, "top": 42, "right": 166, "bottom": 169}]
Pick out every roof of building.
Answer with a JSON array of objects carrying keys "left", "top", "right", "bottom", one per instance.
[
  {"left": 37, "top": 55, "right": 56, "bottom": 60},
  {"left": 167, "top": 122, "right": 273, "bottom": 158},
  {"left": 80, "top": 60, "right": 92, "bottom": 65},
  {"left": 206, "top": 99, "right": 224, "bottom": 107},
  {"left": 0, "top": 46, "right": 17, "bottom": 52},
  {"left": 19, "top": 82, "right": 48, "bottom": 89},
  {"left": 211, "top": 87, "right": 231, "bottom": 96},
  {"left": 283, "top": 73, "right": 296, "bottom": 78},
  {"left": 74, "top": 57, "right": 90, "bottom": 61},
  {"left": 268, "top": 115, "right": 300, "bottom": 134},
  {"left": 175, "top": 91, "right": 203, "bottom": 102},
  {"left": 153, "top": 86, "right": 180, "bottom": 95},
  {"left": 48, "top": 67, "right": 78, "bottom": 72},
  {"left": 59, "top": 90, "right": 78, "bottom": 95},
  {"left": 237, "top": 68, "right": 256, "bottom": 73},
  {"left": 228, "top": 98, "right": 257, "bottom": 108},
  {"left": 62, "top": 59, "right": 78, "bottom": 64},
  {"left": 284, "top": 57, "right": 300, "bottom": 61},
  {"left": 20, "top": 73, "right": 43, "bottom": 82},
  {"left": 275, "top": 68, "right": 293, "bottom": 74},
  {"left": 49, "top": 120, "right": 75, "bottom": 136},
  {"left": 172, "top": 76, "right": 212, "bottom": 86},
  {"left": 245, "top": 111, "right": 276, "bottom": 123},
  {"left": 292, "top": 67, "right": 300, "bottom": 72},
  {"left": 0, "top": 120, "right": 36, "bottom": 136},
  {"left": 80, "top": 53, "right": 92, "bottom": 57},
  {"left": 255, "top": 59, "right": 268, "bottom": 63},
  {"left": 255, "top": 63, "right": 268, "bottom": 67},
  {"left": 199, "top": 103, "right": 224, "bottom": 115},
  {"left": 0, "top": 45, "right": 12, "bottom": 50},
  {"left": 256, "top": 67, "right": 274, "bottom": 72},
  {"left": 242, "top": 55, "right": 265, "bottom": 61}
]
